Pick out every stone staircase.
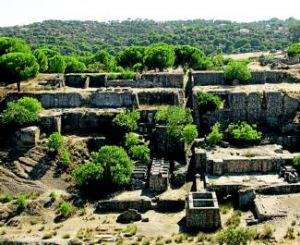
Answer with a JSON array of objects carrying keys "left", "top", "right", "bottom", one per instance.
[{"left": 12, "top": 145, "right": 49, "bottom": 180}]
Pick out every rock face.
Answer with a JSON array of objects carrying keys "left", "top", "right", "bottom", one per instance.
[
  {"left": 15, "top": 126, "right": 40, "bottom": 147},
  {"left": 193, "top": 85, "right": 300, "bottom": 129},
  {"left": 116, "top": 209, "right": 142, "bottom": 223}
]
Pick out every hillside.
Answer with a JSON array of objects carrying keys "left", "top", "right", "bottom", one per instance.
[{"left": 0, "top": 18, "right": 299, "bottom": 56}]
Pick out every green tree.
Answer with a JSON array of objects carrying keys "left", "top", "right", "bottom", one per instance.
[
  {"left": 91, "top": 50, "right": 116, "bottom": 71},
  {"left": 48, "top": 55, "right": 66, "bottom": 73},
  {"left": 39, "top": 48, "right": 60, "bottom": 59},
  {"left": 64, "top": 56, "right": 86, "bottom": 73},
  {"left": 117, "top": 46, "right": 145, "bottom": 68},
  {"left": 182, "top": 124, "right": 198, "bottom": 144},
  {"left": 124, "top": 132, "right": 140, "bottom": 149},
  {"left": 196, "top": 92, "right": 222, "bottom": 114},
  {"left": 1, "top": 97, "right": 42, "bottom": 126},
  {"left": 48, "top": 132, "right": 64, "bottom": 151},
  {"left": 287, "top": 42, "right": 300, "bottom": 58},
  {"left": 224, "top": 61, "right": 252, "bottom": 83},
  {"left": 143, "top": 43, "right": 175, "bottom": 71},
  {"left": 206, "top": 123, "right": 223, "bottom": 146},
  {"left": 72, "top": 146, "right": 134, "bottom": 187},
  {"left": 128, "top": 145, "right": 151, "bottom": 165},
  {"left": 33, "top": 49, "right": 48, "bottom": 72},
  {"left": 113, "top": 110, "right": 141, "bottom": 132},
  {"left": 226, "top": 122, "right": 262, "bottom": 144},
  {"left": 155, "top": 106, "right": 193, "bottom": 140},
  {"left": 0, "top": 37, "right": 30, "bottom": 56},
  {"left": 0, "top": 52, "right": 39, "bottom": 91}
]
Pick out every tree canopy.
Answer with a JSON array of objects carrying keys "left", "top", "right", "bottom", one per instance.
[{"left": 0, "top": 52, "right": 39, "bottom": 91}]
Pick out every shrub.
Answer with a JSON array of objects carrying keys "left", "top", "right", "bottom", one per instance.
[
  {"left": 226, "top": 122, "right": 262, "bottom": 144},
  {"left": 0, "top": 194, "right": 13, "bottom": 203},
  {"left": 129, "top": 145, "right": 151, "bottom": 165},
  {"left": 17, "top": 194, "right": 27, "bottom": 210},
  {"left": 59, "top": 148, "right": 71, "bottom": 167},
  {"left": 293, "top": 154, "right": 300, "bottom": 167},
  {"left": 119, "top": 70, "right": 136, "bottom": 79},
  {"left": 72, "top": 162, "right": 104, "bottom": 187},
  {"left": 72, "top": 145, "right": 133, "bottom": 187},
  {"left": 216, "top": 227, "right": 255, "bottom": 245},
  {"left": 122, "top": 223, "right": 137, "bottom": 236},
  {"left": 287, "top": 42, "right": 300, "bottom": 58},
  {"left": 48, "top": 132, "right": 64, "bottom": 151},
  {"left": 206, "top": 123, "right": 223, "bottom": 146},
  {"left": 155, "top": 106, "right": 193, "bottom": 140},
  {"left": 59, "top": 201, "right": 73, "bottom": 217},
  {"left": 224, "top": 61, "right": 252, "bottom": 82},
  {"left": 259, "top": 224, "right": 274, "bottom": 240},
  {"left": 64, "top": 57, "right": 86, "bottom": 73},
  {"left": 182, "top": 124, "right": 198, "bottom": 144},
  {"left": 113, "top": 110, "right": 140, "bottom": 132},
  {"left": 124, "top": 132, "right": 140, "bottom": 149},
  {"left": 225, "top": 211, "right": 242, "bottom": 228},
  {"left": 49, "top": 192, "right": 57, "bottom": 202},
  {"left": 284, "top": 227, "right": 295, "bottom": 239},
  {"left": 196, "top": 91, "right": 221, "bottom": 113},
  {"left": 1, "top": 97, "right": 43, "bottom": 125}
]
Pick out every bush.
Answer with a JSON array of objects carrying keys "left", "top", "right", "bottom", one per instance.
[
  {"left": 155, "top": 106, "right": 193, "bottom": 141},
  {"left": 259, "top": 224, "right": 274, "bottom": 240},
  {"left": 17, "top": 194, "right": 27, "bottom": 210},
  {"left": 1, "top": 97, "right": 43, "bottom": 126},
  {"left": 113, "top": 110, "right": 140, "bottom": 132},
  {"left": 216, "top": 227, "right": 255, "bottom": 245},
  {"left": 226, "top": 122, "right": 262, "bottom": 144},
  {"left": 196, "top": 92, "right": 221, "bottom": 114},
  {"left": 122, "top": 224, "right": 137, "bottom": 236},
  {"left": 129, "top": 145, "right": 151, "bottom": 165},
  {"left": 287, "top": 42, "right": 300, "bottom": 58},
  {"left": 48, "top": 132, "right": 64, "bottom": 151},
  {"left": 49, "top": 192, "right": 57, "bottom": 202},
  {"left": 124, "top": 132, "right": 140, "bottom": 149},
  {"left": 182, "top": 124, "right": 198, "bottom": 144},
  {"left": 225, "top": 211, "right": 242, "bottom": 228},
  {"left": 72, "top": 162, "right": 104, "bottom": 187},
  {"left": 0, "top": 194, "right": 13, "bottom": 203},
  {"left": 59, "top": 148, "right": 71, "bottom": 167},
  {"left": 293, "top": 154, "right": 300, "bottom": 167},
  {"left": 72, "top": 145, "right": 133, "bottom": 187},
  {"left": 59, "top": 201, "right": 73, "bottom": 217},
  {"left": 224, "top": 61, "right": 252, "bottom": 82},
  {"left": 206, "top": 123, "right": 223, "bottom": 146}
]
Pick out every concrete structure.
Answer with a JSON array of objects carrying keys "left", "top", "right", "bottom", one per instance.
[
  {"left": 186, "top": 191, "right": 221, "bottom": 230},
  {"left": 195, "top": 145, "right": 293, "bottom": 175},
  {"left": 149, "top": 158, "right": 170, "bottom": 192}
]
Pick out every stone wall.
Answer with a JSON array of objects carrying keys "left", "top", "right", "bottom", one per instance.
[
  {"left": 6, "top": 88, "right": 139, "bottom": 109},
  {"left": 96, "top": 198, "right": 152, "bottom": 212},
  {"left": 255, "top": 183, "right": 300, "bottom": 195},
  {"left": 136, "top": 89, "right": 181, "bottom": 105},
  {"left": 206, "top": 156, "right": 292, "bottom": 175},
  {"left": 149, "top": 158, "right": 170, "bottom": 192},
  {"left": 190, "top": 70, "right": 299, "bottom": 86},
  {"left": 64, "top": 73, "right": 183, "bottom": 89},
  {"left": 106, "top": 73, "right": 184, "bottom": 88},
  {"left": 38, "top": 108, "right": 121, "bottom": 134},
  {"left": 193, "top": 88, "right": 300, "bottom": 128},
  {"left": 186, "top": 192, "right": 221, "bottom": 230},
  {"left": 64, "top": 74, "right": 107, "bottom": 88}
]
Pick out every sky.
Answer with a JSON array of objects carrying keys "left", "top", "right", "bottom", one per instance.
[{"left": 1, "top": 0, "right": 300, "bottom": 27}]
